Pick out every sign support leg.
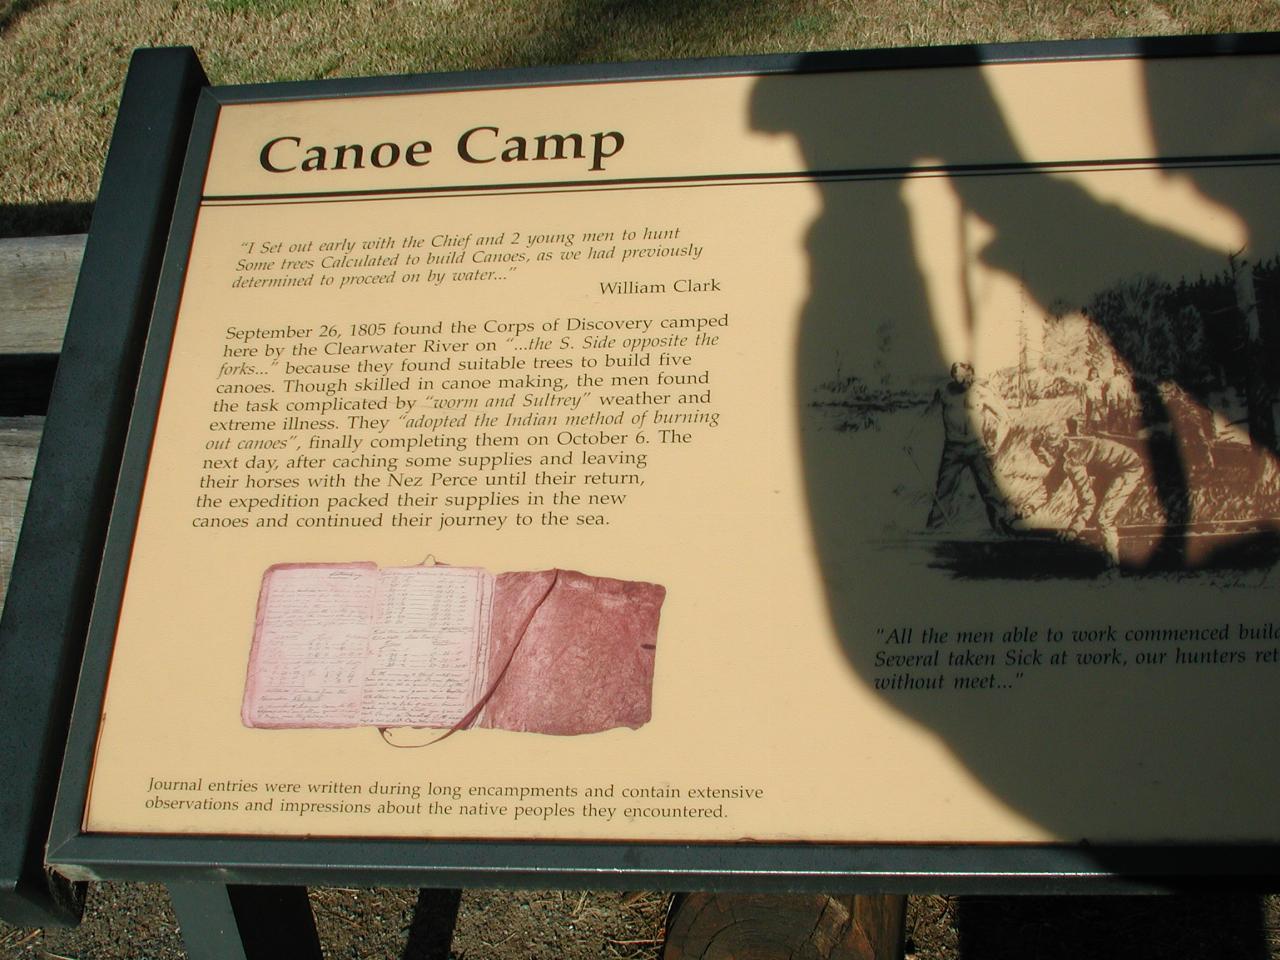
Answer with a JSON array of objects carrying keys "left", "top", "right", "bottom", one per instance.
[{"left": 168, "top": 882, "right": 321, "bottom": 960}]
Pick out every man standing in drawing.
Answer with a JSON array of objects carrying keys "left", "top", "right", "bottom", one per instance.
[
  {"left": 1031, "top": 422, "right": 1144, "bottom": 565},
  {"left": 924, "top": 361, "right": 1017, "bottom": 533}
]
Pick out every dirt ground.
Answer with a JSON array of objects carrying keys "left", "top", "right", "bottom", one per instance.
[
  {"left": 2, "top": 884, "right": 1280, "bottom": 959},
  {"left": 1, "top": 883, "right": 669, "bottom": 959}
]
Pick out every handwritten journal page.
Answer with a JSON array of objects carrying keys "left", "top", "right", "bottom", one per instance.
[
  {"left": 242, "top": 563, "right": 494, "bottom": 728},
  {"left": 360, "top": 565, "right": 493, "bottom": 727}
]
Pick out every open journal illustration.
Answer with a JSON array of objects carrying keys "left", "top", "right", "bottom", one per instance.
[{"left": 241, "top": 563, "right": 665, "bottom": 736}]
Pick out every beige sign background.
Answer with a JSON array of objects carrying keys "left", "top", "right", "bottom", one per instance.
[{"left": 84, "top": 54, "right": 1280, "bottom": 843}]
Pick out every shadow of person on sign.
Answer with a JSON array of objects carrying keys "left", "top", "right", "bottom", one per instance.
[{"left": 749, "top": 42, "right": 1280, "bottom": 857}]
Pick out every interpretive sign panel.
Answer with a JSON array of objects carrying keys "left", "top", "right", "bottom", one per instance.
[{"left": 52, "top": 37, "right": 1280, "bottom": 879}]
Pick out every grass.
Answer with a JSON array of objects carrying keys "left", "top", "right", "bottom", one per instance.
[{"left": 1, "top": 0, "right": 1278, "bottom": 234}]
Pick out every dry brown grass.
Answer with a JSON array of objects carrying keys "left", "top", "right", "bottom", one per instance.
[{"left": 1, "top": 0, "right": 1278, "bottom": 232}]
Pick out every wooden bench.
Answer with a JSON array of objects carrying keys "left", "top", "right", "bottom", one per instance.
[
  {"left": 0, "top": 234, "right": 78, "bottom": 601},
  {"left": 0, "top": 234, "right": 82, "bottom": 926}
]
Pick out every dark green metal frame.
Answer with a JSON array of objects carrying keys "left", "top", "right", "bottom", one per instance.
[
  {"left": 0, "top": 48, "right": 208, "bottom": 924},
  {"left": 37, "top": 33, "right": 1280, "bottom": 895}
]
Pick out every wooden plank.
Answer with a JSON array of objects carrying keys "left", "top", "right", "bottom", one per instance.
[
  {"left": 0, "top": 235, "right": 83, "bottom": 355},
  {"left": 0, "top": 417, "right": 41, "bottom": 610}
]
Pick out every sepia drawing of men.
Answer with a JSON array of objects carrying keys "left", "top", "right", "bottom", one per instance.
[
  {"left": 924, "top": 362, "right": 1016, "bottom": 532},
  {"left": 1032, "top": 422, "right": 1144, "bottom": 564},
  {"left": 1105, "top": 369, "right": 1135, "bottom": 433},
  {"left": 1082, "top": 366, "right": 1106, "bottom": 432}
]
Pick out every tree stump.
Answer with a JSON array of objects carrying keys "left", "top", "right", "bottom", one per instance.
[{"left": 663, "top": 893, "right": 906, "bottom": 960}]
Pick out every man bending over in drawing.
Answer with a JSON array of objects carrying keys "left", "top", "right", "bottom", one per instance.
[
  {"left": 924, "top": 362, "right": 1017, "bottom": 533},
  {"left": 1031, "top": 421, "right": 1144, "bottom": 566}
]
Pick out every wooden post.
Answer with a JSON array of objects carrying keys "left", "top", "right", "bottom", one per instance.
[{"left": 663, "top": 893, "right": 906, "bottom": 960}]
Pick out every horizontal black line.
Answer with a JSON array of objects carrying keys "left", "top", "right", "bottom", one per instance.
[
  {"left": 201, "top": 152, "right": 1280, "bottom": 204},
  {"left": 200, "top": 179, "right": 766, "bottom": 207}
]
